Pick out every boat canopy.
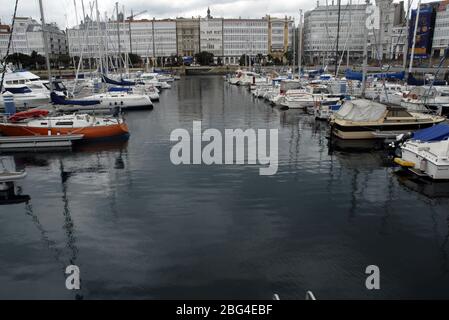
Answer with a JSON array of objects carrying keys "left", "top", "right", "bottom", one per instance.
[
  {"left": 51, "top": 92, "right": 100, "bottom": 106},
  {"left": 108, "top": 87, "right": 131, "bottom": 93},
  {"left": 334, "top": 99, "right": 386, "bottom": 122},
  {"left": 344, "top": 69, "right": 405, "bottom": 81},
  {"left": 407, "top": 73, "right": 447, "bottom": 86},
  {"left": 101, "top": 75, "right": 135, "bottom": 86},
  {"left": 412, "top": 123, "right": 449, "bottom": 142}
]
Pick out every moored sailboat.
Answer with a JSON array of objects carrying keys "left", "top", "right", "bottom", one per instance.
[{"left": 0, "top": 112, "right": 129, "bottom": 140}]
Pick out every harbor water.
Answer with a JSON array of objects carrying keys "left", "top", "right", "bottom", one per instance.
[{"left": 1, "top": 75, "right": 449, "bottom": 299}]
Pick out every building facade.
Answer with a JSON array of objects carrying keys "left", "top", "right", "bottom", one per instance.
[
  {"left": 432, "top": 0, "right": 449, "bottom": 57},
  {"left": 268, "top": 16, "right": 294, "bottom": 60},
  {"left": 67, "top": 17, "right": 177, "bottom": 59},
  {"left": 176, "top": 18, "right": 201, "bottom": 57},
  {"left": 370, "top": 0, "right": 405, "bottom": 60},
  {"left": 0, "top": 17, "right": 68, "bottom": 59},
  {"left": 390, "top": 26, "right": 407, "bottom": 60},
  {"left": 200, "top": 10, "right": 224, "bottom": 62},
  {"left": 223, "top": 18, "right": 269, "bottom": 65},
  {"left": 303, "top": 2, "right": 368, "bottom": 64}
]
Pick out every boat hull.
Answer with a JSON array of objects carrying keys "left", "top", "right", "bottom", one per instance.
[
  {"left": 0, "top": 123, "right": 129, "bottom": 140},
  {"left": 332, "top": 122, "right": 444, "bottom": 140}
]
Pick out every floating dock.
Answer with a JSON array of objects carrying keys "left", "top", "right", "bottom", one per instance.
[{"left": 0, "top": 134, "right": 84, "bottom": 152}]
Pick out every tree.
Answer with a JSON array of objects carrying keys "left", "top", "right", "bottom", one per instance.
[
  {"left": 30, "top": 51, "right": 46, "bottom": 68},
  {"left": 57, "top": 54, "right": 71, "bottom": 67},
  {"left": 284, "top": 51, "right": 294, "bottom": 65},
  {"left": 239, "top": 54, "right": 248, "bottom": 66},
  {"left": 195, "top": 51, "right": 214, "bottom": 66},
  {"left": 6, "top": 53, "right": 33, "bottom": 69},
  {"left": 127, "top": 53, "right": 142, "bottom": 66}
]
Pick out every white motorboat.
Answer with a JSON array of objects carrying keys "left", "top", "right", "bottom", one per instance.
[
  {"left": 330, "top": 99, "right": 446, "bottom": 140},
  {"left": 401, "top": 86, "right": 449, "bottom": 115},
  {"left": 281, "top": 85, "right": 340, "bottom": 109},
  {"left": 139, "top": 73, "right": 171, "bottom": 89},
  {"left": 394, "top": 124, "right": 449, "bottom": 180},
  {"left": 365, "top": 82, "right": 406, "bottom": 106},
  {"left": 1, "top": 85, "right": 50, "bottom": 110}
]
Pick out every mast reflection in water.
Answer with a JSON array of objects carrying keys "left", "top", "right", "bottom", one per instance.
[{"left": 0, "top": 76, "right": 448, "bottom": 299}]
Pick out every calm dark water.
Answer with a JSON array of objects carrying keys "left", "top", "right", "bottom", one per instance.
[{"left": 1, "top": 76, "right": 449, "bottom": 300}]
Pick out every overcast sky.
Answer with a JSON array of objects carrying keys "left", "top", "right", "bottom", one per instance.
[{"left": 0, "top": 0, "right": 434, "bottom": 29}]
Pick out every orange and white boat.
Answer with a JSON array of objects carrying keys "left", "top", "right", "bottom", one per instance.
[{"left": 0, "top": 111, "right": 129, "bottom": 140}]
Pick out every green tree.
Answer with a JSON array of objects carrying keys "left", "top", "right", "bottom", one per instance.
[
  {"left": 57, "top": 54, "right": 71, "bottom": 67},
  {"left": 195, "top": 51, "right": 214, "bottom": 66},
  {"left": 284, "top": 51, "right": 293, "bottom": 65},
  {"left": 6, "top": 53, "right": 33, "bottom": 69},
  {"left": 239, "top": 54, "right": 248, "bottom": 66},
  {"left": 127, "top": 53, "right": 142, "bottom": 66}
]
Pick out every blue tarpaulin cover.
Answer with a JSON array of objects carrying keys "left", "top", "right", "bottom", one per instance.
[
  {"left": 51, "top": 92, "right": 100, "bottom": 106},
  {"left": 344, "top": 69, "right": 405, "bottom": 81},
  {"left": 412, "top": 123, "right": 449, "bottom": 142},
  {"left": 101, "top": 75, "right": 135, "bottom": 86},
  {"left": 108, "top": 87, "right": 130, "bottom": 92},
  {"left": 407, "top": 73, "right": 447, "bottom": 86}
]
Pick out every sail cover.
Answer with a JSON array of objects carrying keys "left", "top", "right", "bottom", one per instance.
[
  {"left": 101, "top": 75, "right": 135, "bottom": 86},
  {"left": 344, "top": 69, "right": 405, "bottom": 81},
  {"left": 334, "top": 99, "right": 387, "bottom": 122},
  {"left": 51, "top": 92, "right": 100, "bottom": 106},
  {"left": 412, "top": 123, "right": 449, "bottom": 142},
  {"left": 407, "top": 73, "right": 447, "bottom": 86}
]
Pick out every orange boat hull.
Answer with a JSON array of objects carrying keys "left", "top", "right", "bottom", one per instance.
[{"left": 0, "top": 123, "right": 129, "bottom": 140}]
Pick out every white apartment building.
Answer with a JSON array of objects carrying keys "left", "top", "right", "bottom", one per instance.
[
  {"left": 371, "top": 0, "right": 405, "bottom": 60},
  {"left": 390, "top": 26, "right": 406, "bottom": 60},
  {"left": 66, "top": 10, "right": 293, "bottom": 65},
  {"left": 303, "top": 2, "right": 368, "bottom": 64},
  {"left": 67, "top": 18, "right": 177, "bottom": 59},
  {"left": 0, "top": 17, "right": 67, "bottom": 59},
  {"left": 200, "top": 17, "right": 223, "bottom": 61},
  {"left": 0, "top": 24, "right": 10, "bottom": 58},
  {"left": 223, "top": 18, "right": 269, "bottom": 65},
  {"left": 432, "top": 1, "right": 449, "bottom": 57}
]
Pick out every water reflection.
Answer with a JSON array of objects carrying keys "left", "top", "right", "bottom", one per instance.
[
  {"left": 1, "top": 76, "right": 449, "bottom": 299},
  {"left": 0, "top": 186, "right": 30, "bottom": 205},
  {"left": 395, "top": 170, "right": 449, "bottom": 199}
]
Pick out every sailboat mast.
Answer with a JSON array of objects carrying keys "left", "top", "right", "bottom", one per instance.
[
  {"left": 298, "top": 9, "right": 303, "bottom": 78},
  {"left": 116, "top": 2, "right": 122, "bottom": 77},
  {"left": 408, "top": 0, "right": 421, "bottom": 75},
  {"left": 38, "top": 0, "right": 53, "bottom": 92},
  {"left": 361, "top": 0, "right": 370, "bottom": 98},
  {"left": 95, "top": 0, "right": 103, "bottom": 74},
  {"left": 403, "top": 0, "right": 410, "bottom": 73},
  {"left": 347, "top": 0, "right": 352, "bottom": 69},
  {"left": 335, "top": 0, "right": 341, "bottom": 77}
]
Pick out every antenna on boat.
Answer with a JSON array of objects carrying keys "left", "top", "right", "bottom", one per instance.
[{"left": 38, "top": 0, "right": 54, "bottom": 93}]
